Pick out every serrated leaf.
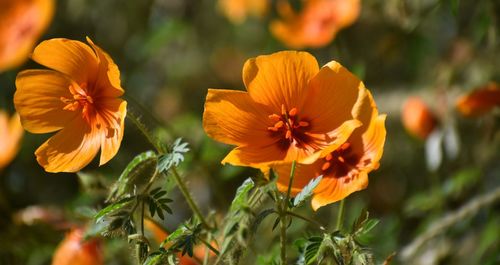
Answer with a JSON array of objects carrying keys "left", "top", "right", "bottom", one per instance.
[
  {"left": 108, "top": 151, "right": 158, "bottom": 201},
  {"left": 293, "top": 175, "right": 322, "bottom": 207},
  {"left": 157, "top": 138, "right": 190, "bottom": 173},
  {"left": 229, "top": 178, "right": 254, "bottom": 212},
  {"left": 95, "top": 196, "right": 135, "bottom": 223}
]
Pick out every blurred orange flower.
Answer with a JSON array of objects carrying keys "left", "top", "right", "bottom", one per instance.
[
  {"left": 14, "top": 37, "right": 127, "bottom": 173},
  {"left": 402, "top": 97, "right": 437, "bottom": 139},
  {"left": 203, "top": 51, "right": 363, "bottom": 169},
  {"left": 456, "top": 82, "right": 500, "bottom": 117},
  {"left": 52, "top": 228, "right": 103, "bottom": 265},
  {"left": 0, "top": 111, "right": 24, "bottom": 169},
  {"left": 270, "top": 0, "right": 360, "bottom": 49},
  {"left": 274, "top": 88, "right": 385, "bottom": 210},
  {"left": 0, "top": 0, "right": 54, "bottom": 72},
  {"left": 218, "top": 0, "right": 268, "bottom": 24}
]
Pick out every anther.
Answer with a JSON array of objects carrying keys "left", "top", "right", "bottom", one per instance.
[
  {"left": 267, "top": 126, "right": 279, "bottom": 132},
  {"left": 325, "top": 153, "right": 333, "bottom": 161},
  {"left": 274, "top": 121, "right": 284, "bottom": 129},
  {"left": 285, "top": 130, "right": 292, "bottom": 140},
  {"left": 281, "top": 104, "right": 287, "bottom": 115},
  {"left": 298, "top": 121, "right": 309, "bottom": 127},
  {"left": 321, "top": 162, "right": 331, "bottom": 171},
  {"left": 340, "top": 142, "right": 351, "bottom": 150},
  {"left": 268, "top": 114, "right": 281, "bottom": 121},
  {"left": 338, "top": 156, "right": 345, "bottom": 163},
  {"left": 288, "top": 108, "right": 298, "bottom": 117}
]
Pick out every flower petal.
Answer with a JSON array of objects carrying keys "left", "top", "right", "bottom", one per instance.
[
  {"left": 35, "top": 116, "right": 101, "bottom": 173},
  {"left": 242, "top": 51, "right": 319, "bottom": 112},
  {"left": 203, "top": 89, "right": 275, "bottom": 147},
  {"left": 98, "top": 99, "right": 127, "bottom": 165},
  {"left": 221, "top": 144, "right": 285, "bottom": 168},
  {"left": 311, "top": 171, "right": 368, "bottom": 210},
  {"left": 14, "top": 69, "right": 77, "bottom": 133},
  {"left": 86, "top": 37, "right": 124, "bottom": 98},
  {"left": 302, "top": 61, "right": 363, "bottom": 135},
  {"left": 31, "top": 38, "right": 99, "bottom": 85}
]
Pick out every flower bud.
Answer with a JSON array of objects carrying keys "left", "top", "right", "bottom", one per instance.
[{"left": 402, "top": 97, "right": 437, "bottom": 139}]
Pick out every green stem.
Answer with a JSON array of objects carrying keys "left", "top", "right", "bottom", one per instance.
[
  {"left": 285, "top": 211, "right": 325, "bottom": 231},
  {"left": 335, "top": 199, "right": 345, "bottom": 231},
  {"left": 279, "top": 161, "right": 297, "bottom": 265},
  {"left": 141, "top": 199, "right": 145, "bottom": 236},
  {"left": 171, "top": 167, "right": 211, "bottom": 229},
  {"left": 127, "top": 112, "right": 211, "bottom": 230},
  {"left": 198, "top": 235, "right": 220, "bottom": 256}
]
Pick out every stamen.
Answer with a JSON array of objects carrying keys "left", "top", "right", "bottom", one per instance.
[
  {"left": 268, "top": 114, "right": 281, "bottom": 121},
  {"left": 281, "top": 104, "right": 286, "bottom": 115},
  {"left": 288, "top": 108, "right": 297, "bottom": 117},
  {"left": 267, "top": 126, "right": 279, "bottom": 132},
  {"left": 338, "top": 156, "right": 345, "bottom": 163},
  {"left": 321, "top": 162, "right": 331, "bottom": 171},
  {"left": 325, "top": 153, "right": 333, "bottom": 161},
  {"left": 298, "top": 121, "right": 309, "bottom": 127},
  {"left": 274, "top": 121, "right": 284, "bottom": 129},
  {"left": 285, "top": 130, "right": 292, "bottom": 140},
  {"left": 340, "top": 142, "right": 351, "bottom": 150}
]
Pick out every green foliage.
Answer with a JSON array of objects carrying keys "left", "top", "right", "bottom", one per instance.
[
  {"left": 293, "top": 175, "right": 323, "bottom": 207},
  {"left": 157, "top": 138, "right": 190, "bottom": 173},
  {"left": 162, "top": 219, "right": 202, "bottom": 257},
  {"left": 108, "top": 151, "right": 158, "bottom": 202},
  {"left": 143, "top": 248, "right": 178, "bottom": 265},
  {"left": 146, "top": 187, "right": 173, "bottom": 220}
]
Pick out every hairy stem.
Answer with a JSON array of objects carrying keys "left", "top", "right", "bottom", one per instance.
[
  {"left": 335, "top": 199, "right": 345, "bottom": 231},
  {"left": 279, "top": 161, "right": 297, "bottom": 265},
  {"left": 127, "top": 111, "right": 211, "bottom": 229},
  {"left": 285, "top": 211, "right": 326, "bottom": 231}
]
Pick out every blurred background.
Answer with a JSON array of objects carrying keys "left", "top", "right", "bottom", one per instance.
[{"left": 0, "top": 0, "right": 498, "bottom": 264}]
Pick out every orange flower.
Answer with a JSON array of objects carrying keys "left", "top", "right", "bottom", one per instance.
[
  {"left": 274, "top": 88, "right": 385, "bottom": 210},
  {"left": 402, "top": 97, "right": 437, "bottom": 139},
  {"left": 218, "top": 0, "right": 268, "bottom": 24},
  {"left": 52, "top": 228, "right": 103, "bottom": 265},
  {"left": 14, "top": 38, "right": 127, "bottom": 173},
  {"left": 456, "top": 82, "right": 500, "bottom": 117},
  {"left": 270, "top": 0, "right": 360, "bottom": 49},
  {"left": 0, "top": 0, "right": 54, "bottom": 71},
  {"left": 203, "top": 51, "right": 364, "bottom": 169},
  {"left": 0, "top": 111, "right": 24, "bottom": 169}
]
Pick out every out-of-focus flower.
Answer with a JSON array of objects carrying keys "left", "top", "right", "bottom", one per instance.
[
  {"left": 402, "top": 97, "right": 437, "bottom": 140},
  {"left": 456, "top": 82, "right": 500, "bottom": 117},
  {"left": 274, "top": 88, "right": 385, "bottom": 210},
  {"left": 14, "top": 205, "right": 67, "bottom": 228},
  {"left": 218, "top": 0, "right": 268, "bottom": 24},
  {"left": 270, "top": 0, "right": 361, "bottom": 49},
  {"left": 52, "top": 228, "right": 103, "bottom": 265},
  {"left": 0, "top": 0, "right": 54, "bottom": 72},
  {"left": 14, "top": 37, "right": 127, "bottom": 173},
  {"left": 203, "top": 51, "right": 363, "bottom": 169},
  {"left": 144, "top": 219, "right": 213, "bottom": 265},
  {"left": 0, "top": 111, "right": 23, "bottom": 169}
]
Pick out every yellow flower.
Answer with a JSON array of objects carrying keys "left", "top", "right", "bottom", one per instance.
[
  {"left": 0, "top": 111, "right": 24, "bottom": 169},
  {"left": 0, "top": 0, "right": 54, "bottom": 71},
  {"left": 14, "top": 37, "right": 127, "bottom": 173},
  {"left": 203, "top": 51, "right": 364, "bottom": 169},
  {"left": 218, "top": 0, "right": 269, "bottom": 24},
  {"left": 274, "top": 88, "right": 385, "bottom": 210},
  {"left": 271, "top": 0, "right": 360, "bottom": 49}
]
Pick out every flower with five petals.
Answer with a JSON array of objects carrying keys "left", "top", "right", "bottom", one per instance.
[
  {"left": 203, "top": 51, "right": 364, "bottom": 169},
  {"left": 14, "top": 37, "right": 126, "bottom": 173}
]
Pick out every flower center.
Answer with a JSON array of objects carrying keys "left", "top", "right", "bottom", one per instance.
[
  {"left": 267, "top": 104, "right": 310, "bottom": 147},
  {"left": 320, "top": 142, "right": 359, "bottom": 182},
  {"left": 60, "top": 83, "right": 95, "bottom": 122}
]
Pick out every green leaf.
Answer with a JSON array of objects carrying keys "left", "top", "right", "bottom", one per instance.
[
  {"left": 293, "top": 175, "right": 322, "bottom": 207},
  {"left": 95, "top": 196, "right": 135, "bottom": 223},
  {"left": 157, "top": 138, "right": 190, "bottom": 173},
  {"left": 449, "top": 0, "right": 459, "bottom": 17},
  {"left": 272, "top": 217, "right": 280, "bottom": 231},
  {"left": 107, "top": 151, "right": 158, "bottom": 202},
  {"left": 229, "top": 178, "right": 255, "bottom": 212}
]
